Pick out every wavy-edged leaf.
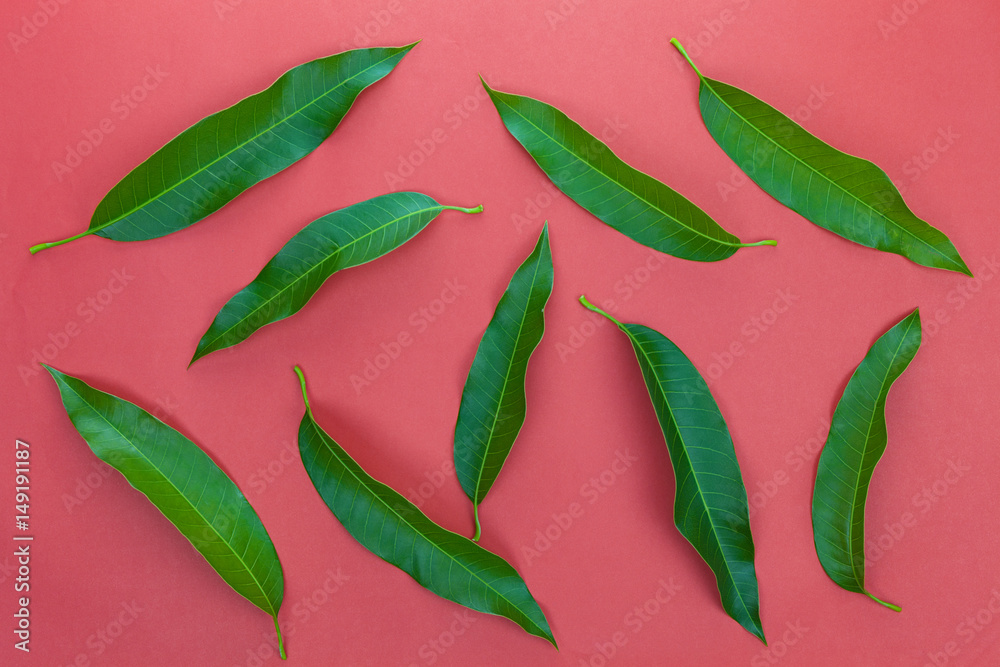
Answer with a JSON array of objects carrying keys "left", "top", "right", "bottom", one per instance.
[
  {"left": 812, "top": 308, "right": 921, "bottom": 611},
  {"left": 29, "top": 44, "right": 416, "bottom": 254},
  {"left": 482, "top": 80, "right": 775, "bottom": 262},
  {"left": 671, "top": 40, "right": 970, "bottom": 275},
  {"left": 454, "top": 223, "right": 553, "bottom": 541},
  {"left": 192, "top": 192, "right": 482, "bottom": 364},
  {"left": 42, "top": 365, "right": 286, "bottom": 657},
  {"left": 293, "top": 367, "right": 556, "bottom": 646},
  {"left": 579, "top": 296, "right": 764, "bottom": 642}
]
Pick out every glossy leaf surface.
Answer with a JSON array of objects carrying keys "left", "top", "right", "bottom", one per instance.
[
  {"left": 483, "top": 81, "right": 774, "bottom": 262},
  {"left": 192, "top": 192, "right": 482, "bottom": 364},
  {"left": 671, "top": 40, "right": 970, "bottom": 275},
  {"left": 454, "top": 223, "right": 553, "bottom": 541},
  {"left": 579, "top": 297, "right": 764, "bottom": 643},
  {"left": 812, "top": 308, "right": 922, "bottom": 611},
  {"left": 294, "top": 367, "right": 555, "bottom": 646},
  {"left": 30, "top": 44, "right": 415, "bottom": 254},
  {"left": 43, "top": 365, "right": 286, "bottom": 656}
]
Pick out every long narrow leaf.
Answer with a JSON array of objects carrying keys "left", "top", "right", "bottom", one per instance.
[
  {"left": 579, "top": 296, "right": 765, "bottom": 643},
  {"left": 482, "top": 81, "right": 775, "bottom": 262},
  {"left": 192, "top": 192, "right": 482, "bottom": 364},
  {"left": 454, "top": 223, "right": 553, "bottom": 541},
  {"left": 30, "top": 44, "right": 416, "bottom": 254},
  {"left": 812, "top": 308, "right": 922, "bottom": 611},
  {"left": 671, "top": 40, "right": 969, "bottom": 275},
  {"left": 43, "top": 365, "right": 286, "bottom": 657},
  {"left": 293, "top": 366, "right": 556, "bottom": 646}
]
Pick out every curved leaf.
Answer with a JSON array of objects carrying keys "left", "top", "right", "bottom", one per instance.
[
  {"left": 30, "top": 44, "right": 416, "bottom": 254},
  {"left": 192, "top": 192, "right": 482, "bottom": 364},
  {"left": 454, "top": 223, "right": 554, "bottom": 541},
  {"left": 482, "top": 80, "right": 775, "bottom": 262},
  {"left": 42, "top": 365, "right": 286, "bottom": 657},
  {"left": 671, "top": 40, "right": 970, "bottom": 276},
  {"left": 811, "top": 308, "right": 921, "bottom": 611},
  {"left": 293, "top": 367, "right": 556, "bottom": 646},
  {"left": 579, "top": 296, "right": 764, "bottom": 643}
]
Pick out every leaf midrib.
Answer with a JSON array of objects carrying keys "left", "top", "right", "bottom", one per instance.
[
  {"left": 201, "top": 204, "right": 441, "bottom": 352},
  {"left": 624, "top": 326, "right": 756, "bottom": 625},
  {"left": 470, "top": 240, "right": 547, "bottom": 506},
  {"left": 702, "top": 78, "right": 960, "bottom": 269},
  {"left": 309, "top": 418, "right": 545, "bottom": 636},
  {"left": 62, "top": 377, "right": 277, "bottom": 616},
  {"left": 94, "top": 49, "right": 403, "bottom": 234},
  {"left": 493, "top": 93, "right": 744, "bottom": 249},
  {"left": 842, "top": 316, "right": 917, "bottom": 591}
]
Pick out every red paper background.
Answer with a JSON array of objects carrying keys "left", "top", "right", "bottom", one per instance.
[{"left": 2, "top": 1, "right": 999, "bottom": 665}]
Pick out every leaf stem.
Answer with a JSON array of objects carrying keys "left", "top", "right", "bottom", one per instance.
[
  {"left": 865, "top": 591, "right": 902, "bottom": 612},
  {"left": 740, "top": 239, "right": 778, "bottom": 247},
  {"left": 578, "top": 294, "right": 623, "bottom": 327},
  {"left": 472, "top": 505, "right": 482, "bottom": 542},
  {"left": 440, "top": 204, "right": 484, "bottom": 215},
  {"left": 29, "top": 228, "right": 98, "bottom": 254},
  {"left": 293, "top": 366, "right": 312, "bottom": 417},
  {"left": 273, "top": 616, "right": 286, "bottom": 659},
  {"left": 669, "top": 38, "right": 704, "bottom": 80}
]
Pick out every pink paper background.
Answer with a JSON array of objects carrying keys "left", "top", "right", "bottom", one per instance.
[{"left": 2, "top": 1, "right": 999, "bottom": 665}]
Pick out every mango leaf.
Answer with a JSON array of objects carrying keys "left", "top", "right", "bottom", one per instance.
[
  {"left": 42, "top": 364, "right": 287, "bottom": 658},
  {"left": 811, "top": 308, "right": 921, "bottom": 611},
  {"left": 454, "top": 223, "right": 553, "bottom": 541},
  {"left": 29, "top": 44, "right": 416, "bottom": 254},
  {"left": 192, "top": 192, "right": 482, "bottom": 364},
  {"left": 670, "top": 39, "right": 970, "bottom": 276},
  {"left": 482, "top": 80, "right": 775, "bottom": 262},
  {"left": 294, "top": 366, "right": 556, "bottom": 646},
  {"left": 579, "top": 296, "right": 765, "bottom": 643}
]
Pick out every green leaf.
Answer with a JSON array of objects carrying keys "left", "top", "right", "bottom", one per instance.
[
  {"left": 454, "top": 223, "right": 554, "bottom": 541},
  {"left": 29, "top": 44, "right": 416, "bottom": 254},
  {"left": 42, "top": 364, "right": 287, "bottom": 658},
  {"left": 293, "top": 366, "right": 556, "bottom": 647},
  {"left": 191, "top": 192, "right": 482, "bottom": 364},
  {"left": 579, "top": 296, "right": 765, "bottom": 643},
  {"left": 811, "top": 308, "right": 921, "bottom": 612},
  {"left": 670, "top": 39, "right": 970, "bottom": 276},
  {"left": 482, "top": 80, "right": 775, "bottom": 262}
]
